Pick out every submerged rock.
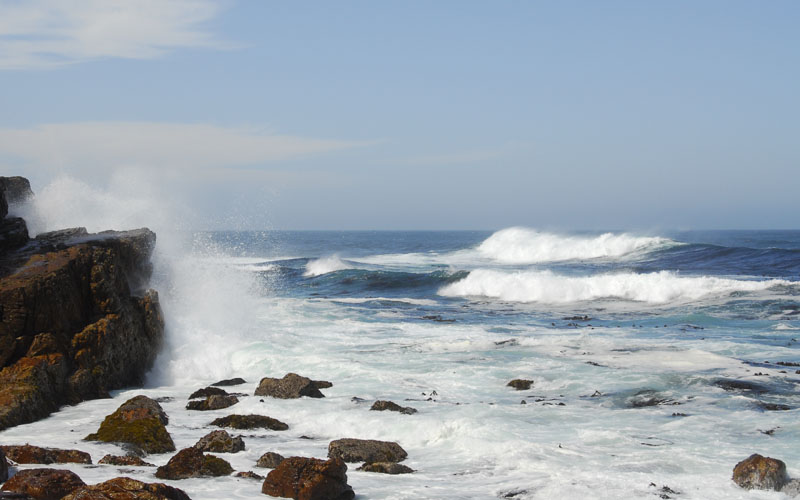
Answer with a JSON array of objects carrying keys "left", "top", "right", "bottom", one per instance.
[
  {"left": 194, "top": 430, "right": 245, "bottom": 453},
  {"left": 98, "top": 454, "right": 155, "bottom": 466},
  {"left": 62, "top": 477, "right": 192, "bottom": 500},
  {"left": 328, "top": 438, "right": 407, "bottom": 463},
  {"left": 0, "top": 444, "right": 91, "bottom": 464},
  {"left": 0, "top": 468, "right": 85, "bottom": 500},
  {"left": 85, "top": 395, "right": 175, "bottom": 454},
  {"left": 254, "top": 373, "right": 327, "bottom": 399},
  {"left": 235, "top": 471, "right": 264, "bottom": 480},
  {"left": 507, "top": 379, "right": 534, "bottom": 391},
  {"left": 188, "top": 386, "right": 229, "bottom": 399},
  {"left": 257, "top": 451, "right": 286, "bottom": 468},
  {"left": 370, "top": 400, "right": 417, "bottom": 415},
  {"left": 210, "top": 414, "right": 288, "bottom": 431},
  {"left": 261, "top": 456, "right": 354, "bottom": 500},
  {"left": 714, "top": 379, "right": 771, "bottom": 394},
  {"left": 732, "top": 454, "right": 789, "bottom": 491},
  {"left": 357, "top": 462, "right": 414, "bottom": 474},
  {"left": 186, "top": 394, "right": 239, "bottom": 411},
  {"left": 211, "top": 377, "right": 247, "bottom": 387},
  {"left": 155, "top": 447, "right": 233, "bottom": 480}
]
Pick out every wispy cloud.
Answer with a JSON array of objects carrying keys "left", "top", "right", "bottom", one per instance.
[
  {"left": 0, "top": 0, "right": 232, "bottom": 70},
  {"left": 0, "top": 122, "right": 365, "bottom": 174}
]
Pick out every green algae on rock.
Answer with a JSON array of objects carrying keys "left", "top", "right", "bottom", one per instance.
[{"left": 85, "top": 395, "right": 175, "bottom": 454}]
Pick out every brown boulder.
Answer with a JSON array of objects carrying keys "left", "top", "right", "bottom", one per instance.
[
  {"left": 235, "top": 471, "right": 264, "bottom": 480},
  {"left": 357, "top": 462, "right": 414, "bottom": 474},
  {"left": 0, "top": 444, "right": 91, "bottom": 464},
  {"left": 85, "top": 395, "right": 175, "bottom": 454},
  {"left": 254, "top": 373, "right": 326, "bottom": 399},
  {"left": 186, "top": 394, "right": 239, "bottom": 411},
  {"left": 188, "top": 387, "right": 228, "bottom": 399},
  {"left": 370, "top": 400, "right": 417, "bottom": 415},
  {"left": 0, "top": 468, "right": 85, "bottom": 500},
  {"left": 507, "top": 379, "right": 533, "bottom": 390},
  {"left": 210, "top": 414, "right": 288, "bottom": 431},
  {"left": 732, "top": 453, "right": 789, "bottom": 491},
  {"left": 193, "top": 430, "right": 245, "bottom": 453},
  {"left": 98, "top": 454, "right": 155, "bottom": 466},
  {"left": 261, "top": 457, "right": 354, "bottom": 500},
  {"left": 155, "top": 447, "right": 233, "bottom": 480},
  {"left": 328, "top": 439, "right": 407, "bottom": 463},
  {"left": 256, "top": 452, "right": 285, "bottom": 468},
  {"left": 62, "top": 477, "right": 192, "bottom": 500}
]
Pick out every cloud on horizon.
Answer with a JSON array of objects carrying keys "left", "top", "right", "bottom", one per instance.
[{"left": 0, "top": 0, "right": 232, "bottom": 70}]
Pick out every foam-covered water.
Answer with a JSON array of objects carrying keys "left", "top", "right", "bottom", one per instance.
[{"left": 3, "top": 176, "right": 800, "bottom": 499}]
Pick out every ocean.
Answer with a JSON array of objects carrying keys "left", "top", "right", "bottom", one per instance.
[{"left": 2, "top": 223, "right": 800, "bottom": 499}]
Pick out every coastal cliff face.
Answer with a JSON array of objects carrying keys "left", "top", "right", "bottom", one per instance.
[{"left": 0, "top": 176, "right": 164, "bottom": 430}]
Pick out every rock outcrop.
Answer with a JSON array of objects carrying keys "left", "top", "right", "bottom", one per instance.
[
  {"left": 370, "top": 400, "right": 417, "bottom": 415},
  {"left": 357, "top": 462, "right": 414, "bottom": 474},
  {"left": 507, "top": 379, "right": 534, "bottom": 390},
  {"left": 257, "top": 451, "right": 286, "bottom": 469},
  {"left": 1, "top": 468, "right": 86, "bottom": 500},
  {"left": 254, "top": 373, "right": 329, "bottom": 399},
  {"left": 0, "top": 444, "right": 91, "bottom": 464},
  {"left": 193, "top": 430, "right": 245, "bottom": 453},
  {"left": 186, "top": 394, "right": 239, "bottom": 411},
  {"left": 732, "top": 454, "right": 789, "bottom": 491},
  {"left": 188, "top": 386, "right": 229, "bottom": 399},
  {"left": 210, "top": 414, "right": 288, "bottom": 431},
  {"left": 98, "top": 454, "right": 155, "bottom": 466},
  {"left": 328, "top": 438, "right": 407, "bottom": 463},
  {"left": 261, "top": 457, "right": 354, "bottom": 500},
  {"left": 61, "top": 477, "right": 192, "bottom": 500},
  {"left": 0, "top": 177, "right": 164, "bottom": 431},
  {"left": 155, "top": 447, "right": 233, "bottom": 480},
  {"left": 211, "top": 377, "right": 246, "bottom": 387},
  {"left": 85, "top": 395, "right": 175, "bottom": 454}
]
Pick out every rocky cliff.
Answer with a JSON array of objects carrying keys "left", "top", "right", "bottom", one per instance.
[{"left": 0, "top": 176, "right": 164, "bottom": 430}]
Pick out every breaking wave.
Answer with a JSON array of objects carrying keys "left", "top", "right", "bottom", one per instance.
[{"left": 304, "top": 255, "right": 353, "bottom": 277}]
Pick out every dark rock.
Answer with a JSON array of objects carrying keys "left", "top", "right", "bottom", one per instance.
[
  {"left": 328, "top": 439, "right": 407, "bottom": 463},
  {"left": 235, "top": 471, "right": 264, "bottom": 480},
  {"left": 732, "top": 454, "right": 788, "bottom": 491},
  {"left": 369, "top": 400, "right": 417, "bottom": 415},
  {"left": 210, "top": 414, "right": 288, "bottom": 431},
  {"left": 155, "top": 447, "right": 233, "bottom": 480},
  {"left": 627, "top": 390, "right": 677, "bottom": 408},
  {"left": 757, "top": 402, "right": 791, "bottom": 411},
  {"left": 256, "top": 452, "right": 285, "bottom": 468},
  {"left": 188, "top": 387, "right": 228, "bottom": 399},
  {"left": 0, "top": 468, "right": 85, "bottom": 500},
  {"left": 507, "top": 379, "right": 533, "bottom": 391},
  {"left": 61, "top": 477, "right": 192, "bottom": 500},
  {"left": 211, "top": 377, "right": 247, "bottom": 387},
  {"left": 254, "top": 373, "right": 326, "bottom": 399},
  {"left": 186, "top": 394, "right": 239, "bottom": 411},
  {"left": 193, "top": 430, "right": 245, "bottom": 453},
  {"left": 357, "top": 462, "right": 414, "bottom": 474},
  {"left": 261, "top": 456, "right": 354, "bottom": 500},
  {"left": 98, "top": 454, "right": 154, "bottom": 466},
  {"left": 0, "top": 218, "right": 29, "bottom": 253},
  {"left": 0, "top": 448, "right": 6, "bottom": 483},
  {"left": 0, "top": 177, "right": 34, "bottom": 207},
  {"left": 0, "top": 444, "right": 91, "bottom": 464},
  {"left": 85, "top": 395, "right": 175, "bottom": 454},
  {"left": 312, "top": 380, "right": 333, "bottom": 389},
  {"left": 714, "top": 379, "right": 770, "bottom": 394}
]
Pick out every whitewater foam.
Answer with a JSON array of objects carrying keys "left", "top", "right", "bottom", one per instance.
[
  {"left": 477, "top": 227, "right": 672, "bottom": 264},
  {"left": 439, "top": 269, "right": 791, "bottom": 304},
  {"left": 304, "top": 255, "right": 353, "bottom": 276}
]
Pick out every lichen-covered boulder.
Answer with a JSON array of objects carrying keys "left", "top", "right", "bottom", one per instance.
[
  {"left": 194, "top": 430, "right": 245, "bottom": 453},
  {"left": 62, "top": 477, "right": 192, "bottom": 500},
  {"left": 188, "top": 387, "right": 228, "bottom": 399},
  {"left": 732, "top": 454, "right": 789, "bottom": 491},
  {"left": 85, "top": 395, "right": 175, "bottom": 454},
  {"left": 186, "top": 394, "right": 239, "bottom": 411},
  {"left": 98, "top": 454, "right": 155, "bottom": 466},
  {"left": 155, "top": 447, "right": 233, "bottom": 480},
  {"left": 261, "top": 457, "right": 354, "bottom": 500},
  {"left": 507, "top": 379, "right": 533, "bottom": 390},
  {"left": 0, "top": 444, "right": 91, "bottom": 464},
  {"left": 328, "top": 439, "right": 407, "bottom": 463},
  {"left": 257, "top": 451, "right": 286, "bottom": 468},
  {"left": 254, "top": 373, "right": 327, "bottom": 399},
  {"left": 210, "top": 414, "right": 288, "bottom": 431},
  {"left": 370, "top": 400, "right": 417, "bottom": 415},
  {"left": 357, "top": 462, "right": 415, "bottom": 474},
  {"left": 0, "top": 468, "right": 85, "bottom": 500}
]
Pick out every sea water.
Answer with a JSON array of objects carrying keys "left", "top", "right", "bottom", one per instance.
[{"left": 2, "top": 181, "right": 800, "bottom": 499}]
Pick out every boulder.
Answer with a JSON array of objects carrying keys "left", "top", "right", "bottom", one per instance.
[
  {"left": 61, "top": 477, "right": 192, "bottom": 500},
  {"left": 256, "top": 452, "right": 285, "bottom": 469},
  {"left": 235, "top": 471, "right": 264, "bottom": 480},
  {"left": 186, "top": 394, "right": 239, "bottom": 411},
  {"left": 210, "top": 414, "right": 288, "bottom": 431},
  {"left": 193, "top": 430, "right": 245, "bottom": 453},
  {"left": 328, "top": 439, "right": 407, "bottom": 463},
  {"left": 254, "top": 373, "right": 326, "bottom": 399},
  {"left": 357, "top": 462, "right": 414, "bottom": 474},
  {"left": 261, "top": 457, "right": 354, "bottom": 500},
  {"left": 0, "top": 177, "right": 34, "bottom": 206},
  {"left": 98, "top": 454, "right": 155, "bottom": 466},
  {"left": 370, "top": 400, "right": 417, "bottom": 415},
  {"left": 211, "top": 377, "right": 246, "bottom": 387},
  {"left": 507, "top": 379, "right": 533, "bottom": 390},
  {"left": 0, "top": 468, "right": 85, "bottom": 500},
  {"left": 155, "top": 447, "right": 233, "bottom": 480},
  {"left": 85, "top": 395, "right": 175, "bottom": 454},
  {"left": 188, "top": 387, "right": 228, "bottom": 399},
  {"left": 0, "top": 444, "right": 91, "bottom": 464},
  {"left": 732, "top": 454, "right": 789, "bottom": 491}
]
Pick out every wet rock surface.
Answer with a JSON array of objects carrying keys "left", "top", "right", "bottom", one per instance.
[
  {"left": 328, "top": 438, "right": 408, "bottom": 463},
  {"left": 211, "top": 378, "right": 246, "bottom": 387},
  {"left": 193, "top": 430, "right": 245, "bottom": 453},
  {"left": 357, "top": 462, "right": 414, "bottom": 474},
  {"left": 188, "top": 387, "right": 228, "bottom": 399},
  {"left": 85, "top": 396, "right": 175, "bottom": 454},
  {"left": 732, "top": 454, "right": 789, "bottom": 491},
  {"left": 0, "top": 444, "right": 91, "bottom": 464},
  {"left": 98, "top": 454, "right": 155, "bottom": 466},
  {"left": 261, "top": 456, "right": 354, "bottom": 500},
  {"left": 369, "top": 400, "right": 417, "bottom": 415},
  {"left": 235, "top": 471, "right": 264, "bottom": 480},
  {"left": 507, "top": 379, "right": 533, "bottom": 391},
  {"left": 210, "top": 414, "right": 288, "bottom": 431},
  {"left": 186, "top": 394, "right": 239, "bottom": 411},
  {"left": 155, "top": 447, "right": 233, "bottom": 480},
  {"left": 0, "top": 468, "right": 85, "bottom": 500},
  {"left": 61, "top": 477, "right": 192, "bottom": 500},
  {"left": 256, "top": 451, "right": 285, "bottom": 469},
  {"left": 254, "top": 373, "right": 328, "bottom": 399}
]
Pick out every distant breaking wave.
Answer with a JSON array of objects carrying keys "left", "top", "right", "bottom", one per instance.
[
  {"left": 304, "top": 255, "right": 353, "bottom": 277},
  {"left": 439, "top": 269, "right": 791, "bottom": 304},
  {"left": 478, "top": 227, "right": 673, "bottom": 264}
]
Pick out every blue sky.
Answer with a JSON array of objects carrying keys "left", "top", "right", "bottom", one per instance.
[{"left": 1, "top": 0, "right": 798, "bottom": 230}]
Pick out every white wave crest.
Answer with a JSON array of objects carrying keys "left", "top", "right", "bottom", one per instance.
[
  {"left": 439, "top": 269, "right": 790, "bottom": 304},
  {"left": 304, "top": 255, "right": 352, "bottom": 277},
  {"left": 478, "top": 227, "right": 672, "bottom": 264}
]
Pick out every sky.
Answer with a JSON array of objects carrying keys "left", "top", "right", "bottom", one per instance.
[{"left": 1, "top": 0, "right": 798, "bottom": 230}]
